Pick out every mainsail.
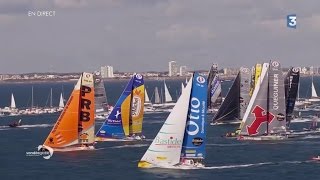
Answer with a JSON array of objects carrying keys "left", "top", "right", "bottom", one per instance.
[
  {"left": 239, "top": 67, "right": 251, "bottom": 119},
  {"left": 180, "top": 73, "right": 207, "bottom": 160},
  {"left": 94, "top": 71, "right": 109, "bottom": 115},
  {"left": 284, "top": 67, "right": 300, "bottom": 125},
  {"left": 129, "top": 74, "right": 145, "bottom": 135},
  {"left": 207, "top": 64, "right": 220, "bottom": 108},
  {"left": 42, "top": 72, "right": 95, "bottom": 149}
]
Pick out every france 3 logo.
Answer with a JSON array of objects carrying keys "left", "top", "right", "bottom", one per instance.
[{"left": 287, "top": 14, "right": 296, "bottom": 29}]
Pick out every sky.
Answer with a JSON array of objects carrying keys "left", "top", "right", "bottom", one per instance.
[{"left": 0, "top": 0, "right": 320, "bottom": 73}]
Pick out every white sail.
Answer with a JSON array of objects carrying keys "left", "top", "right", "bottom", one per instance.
[
  {"left": 59, "top": 93, "right": 64, "bottom": 108},
  {"left": 181, "top": 83, "right": 185, "bottom": 92},
  {"left": 311, "top": 80, "right": 318, "bottom": 98},
  {"left": 139, "top": 77, "right": 193, "bottom": 167},
  {"left": 10, "top": 93, "right": 16, "bottom": 109},
  {"left": 145, "top": 88, "right": 150, "bottom": 103},
  {"left": 164, "top": 81, "right": 173, "bottom": 103},
  {"left": 154, "top": 87, "right": 161, "bottom": 104}
]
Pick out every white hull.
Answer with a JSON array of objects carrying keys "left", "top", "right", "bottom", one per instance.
[
  {"left": 210, "top": 121, "right": 240, "bottom": 126},
  {"left": 238, "top": 135, "right": 287, "bottom": 141}
]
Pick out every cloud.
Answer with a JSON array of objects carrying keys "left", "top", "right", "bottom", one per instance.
[
  {"left": 53, "top": 0, "right": 87, "bottom": 8},
  {"left": 156, "top": 24, "right": 215, "bottom": 42}
]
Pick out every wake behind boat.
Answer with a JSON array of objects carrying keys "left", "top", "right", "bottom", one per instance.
[
  {"left": 38, "top": 72, "right": 96, "bottom": 152},
  {"left": 138, "top": 72, "right": 207, "bottom": 169}
]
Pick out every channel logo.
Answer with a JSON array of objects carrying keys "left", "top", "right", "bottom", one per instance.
[{"left": 287, "top": 14, "right": 297, "bottom": 29}]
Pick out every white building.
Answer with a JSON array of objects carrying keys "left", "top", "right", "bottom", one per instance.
[
  {"left": 169, "top": 61, "right": 178, "bottom": 77},
  {"left": 179, "top": 66, "right": 187, "bottom": 76},
  {"left": 101, "top": 66, "right": 114, "bottom": 78}
]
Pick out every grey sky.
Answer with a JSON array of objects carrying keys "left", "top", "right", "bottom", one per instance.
[{"left": 0, "top": 0, "right": 319, "bottom": 73}]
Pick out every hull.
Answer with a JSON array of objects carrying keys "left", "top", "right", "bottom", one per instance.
[
  {"left": 312, "top": 156, "right": 320, "bottom": 161},
  {"left": 39, "top": 144, "right": 95, "bottom": 152},
  {"left": 95, "top": 135, "right": 145, "bottom": 142},
  {"left": 210, "top": 121, "right": 240, "bottom": 126},
  {"left": 238, "top": 135, "right": 287, "bottom": 141},
  {"left": 137, "top": 161, "right": 205, "bottom": 169}
]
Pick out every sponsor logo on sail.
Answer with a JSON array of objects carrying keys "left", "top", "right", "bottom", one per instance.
[
  {"left": 246, "top": 105, "right": 275, "bottom": 135},
  {"left": 292, "top": 67, "right": 299, "bottom": 73},
  {"left": 80, "top": 85, "right": 92, "bottom": 122},
  {"left": 196, "top": 76, "right": 205, "bottom": 84},
  {"left": 271, "top": 61, "right": 280, "bottom": 68},
  {"left": 154, "top": 136, "right": 182, "bottom": 148},
  {"left": 135, "top": 74, "right": 143, "bottom": 79},
  {"left": 192, "top": 137, "right": 204, "bottom": 146},
  {"left": 131, "top": 96, "right": 141, "bottom": 117},
  {"left": 273, "top": 74, "right": 279, "bottom": 110},
  {"left": 276, "top": 113, "right": 285, "bottom": 121}
]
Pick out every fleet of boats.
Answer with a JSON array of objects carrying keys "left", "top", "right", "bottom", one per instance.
[{"left": 2, "top": 61, "right": 320, "bottom": 166}]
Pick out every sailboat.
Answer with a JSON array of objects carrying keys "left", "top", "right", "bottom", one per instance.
[
  {"left": 94, "top": 71, "right": 110, "bottom": 120},
  {"left": 57, "top": 92, "right": 64, "bottom": 111},
  {"left": 138, "top": 73, "right": 207, "bottom": 169},
  {"left": 163, "top": 80, "right": 175, "bottom": 107},
  {"left": 238, "top": 61, "right": 287, "bottom": 141},
  {"left": 144, "top": 88, "right": 155, "bottom": 112},
  {"left": 308, "top": 75, "right": 320, "bottom": 102},
  {"left": 95, "top": 73, "right": 145, "bottom": 141},
  {"left": 207, "top": 63, "right": 222, "bottom": 112},
  {"left": 38, "top": 72, "right": 95, "bottom": 152},
  {"left": 211, "top": 67, "right": 251, "bottom": 125},
  {"left": 152, "top": 80, "right": 175, "bottom": 111}
]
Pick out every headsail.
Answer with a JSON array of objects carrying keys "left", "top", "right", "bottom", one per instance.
[
  {"left": 239, "top": 67, "right": 251, "bottom": 120},
  {"left": 240, "top": 63, "right": 269, "bottom": 136},
  {"left": 138, "top": 75, "right": 193, "bottom": 168},
  {"left": 212, "top": 72, "right": 240, "bottom": 123},
  {"left": 181, "top": 73, "right": 207, "bottom": 160},
  {"left": 96, "top": 77, "right": 134, "bottom": 139}
]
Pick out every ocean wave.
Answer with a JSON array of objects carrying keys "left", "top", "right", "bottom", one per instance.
[
  {"left": 203, "top": 162, "right": 273, "bottom": 169},
  {"left": 111, "top": 144, "right": 149, "bottom": 149},
  {"left": 19, "top": 124, "right": 53, "bottom": 128}
]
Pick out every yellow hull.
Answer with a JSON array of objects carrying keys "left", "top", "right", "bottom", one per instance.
[{"left": 138, "top": 161, "right": 153, "bottom": 168}]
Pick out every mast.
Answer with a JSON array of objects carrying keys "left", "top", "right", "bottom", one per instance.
[
  {"left": 50, "top": 88, "right": 53, "bottom": 108},
  {"left": 31, "top": 86, "right": 34, "bottom": 108}
]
